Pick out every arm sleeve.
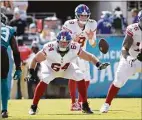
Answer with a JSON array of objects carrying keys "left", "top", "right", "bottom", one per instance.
[
  {"left": 88, "top": 20, "right": 97, "bottom": 46},
  {"left": 62, "top": 20, "right": 73, "bottom": 34},
  {"left": 91, "top": 20, "right": 97, "bottom": 41}
]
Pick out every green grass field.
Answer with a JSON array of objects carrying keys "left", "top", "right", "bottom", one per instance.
[{"left": 7, "top": 98, "right": 141, "bottom": 119}]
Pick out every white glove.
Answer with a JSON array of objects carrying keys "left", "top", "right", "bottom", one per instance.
[{"left": 126, "top": 56, "right": 136, "bottom": 67}]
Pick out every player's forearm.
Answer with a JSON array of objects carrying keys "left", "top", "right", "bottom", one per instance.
[
  {"left": 30, "top": 51, "right": 46, "bottom": 69},
  {"left": 89, "top": 39, "right": 96, "bottom": 47},
  {"left": 88, "top": 53, "right": 100, "bottom": 65},
  {"left": 29, "top": 57, "right": 37, "bottom": 70},
  {"left": 121, "top": 34, "right": 133, "bottom": 59},
  {"left": 13, "top": 52, "right": 21, "bottom": 70},
  {"left": 89, "top": 34, "right": 96, "bottom": 47},
  {"left": 79, "top": 50, "right": 99, "bottom": 65},
  {"left": 121, "top": 48, "right": 130, "bottom": 59}
]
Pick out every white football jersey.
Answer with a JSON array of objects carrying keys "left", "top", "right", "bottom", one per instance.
[
  {"left": 62, "top": 19, "right": 97, "bottom": 50},
  {"left": 126, "top": 23, "right": 142, "bottom": 58},
  {"left": 42, "top": 41, "right": 81, "bottom": 72}
]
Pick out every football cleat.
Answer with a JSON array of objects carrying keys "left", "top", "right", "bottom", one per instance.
[
  {"left": 1, "top": 110, "right": 8, "bottom": 118},
  {"left": 77, "top": 102, "right": 82, "bottom": 109},
  {"left": 29, "top": 104, "right": 37, "bottom": 115},
  {"left": 100, "top": 103, "right": 110, "bottom": 113},
  {"left": 82, "top": 102, "right": 93, "bottom": 114},
  {"left": 70, "top": 102, "right": 81, "bottom": 111}
]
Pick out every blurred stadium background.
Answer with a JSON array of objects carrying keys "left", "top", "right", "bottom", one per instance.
[{"left": 1, "top": 1, "right": 142, "bottom": 100}]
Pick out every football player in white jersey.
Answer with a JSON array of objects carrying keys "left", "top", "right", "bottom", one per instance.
[
  {"left": 28, "top": 30, "right": 109, "bottom": 115},
  {"left": 62, "top": 4, "right": 97, "bottom": 110},
  {"left": 100, "top": 10, "right": 142, "bottom": 113}
]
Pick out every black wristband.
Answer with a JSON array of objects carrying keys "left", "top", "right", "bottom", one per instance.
[
  {"left": 13, "top": 52, "right": 21, "bottom": 70},
  {"left": 16, "top": 66, "right": 21, "bottom": 70},
  {"left": 29, "top": 68, "right": 35, "bottom": 76},
  {"left": 96, "top": 62, "right": 101, "bottom": 67}
]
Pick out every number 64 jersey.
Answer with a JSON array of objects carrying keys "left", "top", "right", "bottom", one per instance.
[{"left": 39, "top": 41, "right": 85, "bottom": 84}]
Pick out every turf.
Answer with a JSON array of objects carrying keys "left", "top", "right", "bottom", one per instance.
[{"left": 6, "top": 98, "right": 142, "bottom": 119}]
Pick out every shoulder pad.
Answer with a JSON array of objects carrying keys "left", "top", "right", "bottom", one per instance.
[
  {"left": 89, "top": 19, "right": 95, "bottom": 22},
  {"left": 62, "top": 20, "right": 75, "bottom": 34},
  {"left": 126, "top": 23, "right": 139, "bottom": 37},
  {"left": 65, "top": 19, "right": 76, "bottom": 25},
  {"left": 43, "top": 41, "right": 56, "bottom": 52}
]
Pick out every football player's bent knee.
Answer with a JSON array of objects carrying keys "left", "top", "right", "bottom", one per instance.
[{"left": 113, "top": 80, "right": 125, "bottom": 88}]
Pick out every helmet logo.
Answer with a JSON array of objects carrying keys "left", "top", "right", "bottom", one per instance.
[
  {"left": 61, "top": 36, "right": 66, "bottom": 41},
  {"left": 82, "top": 10, "right": 87, "bottom": 15}
]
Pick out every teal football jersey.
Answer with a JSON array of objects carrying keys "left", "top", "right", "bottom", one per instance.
[{"left": 1, "top": 24, "right": 16, "bottom": 49}]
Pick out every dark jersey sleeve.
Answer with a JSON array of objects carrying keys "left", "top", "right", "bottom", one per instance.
[{"left": 9, "top": 28, "right": 21, "bottom": 70}]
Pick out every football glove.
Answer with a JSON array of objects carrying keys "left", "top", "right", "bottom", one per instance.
[
  {"left": 96, "top": 62, "right": 110, "bottom": 70},
  {"left": 13, "top": 70, "right": 22, "bottom": 80},
  {"left": 25, "top": 69, "right": 36, "bottom": 82},
  {"left": 137, "top": 53, "right": 142, "bottom": 62}
]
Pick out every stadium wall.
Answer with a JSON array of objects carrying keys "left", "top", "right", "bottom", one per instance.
[{"left": 87, "top": 35, "right": 142, "bottom": 98}]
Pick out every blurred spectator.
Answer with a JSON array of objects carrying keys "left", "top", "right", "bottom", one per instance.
[
  {"left": 27, "top": 41, "right": 40, "bottom": 99},
  {"left": 131, "top": 8, "right": 139, "bottom": 23},
  {"left": 29, "top": 23, "right": 37, "bottom": 34},
  {"left": 36, "top": 19, "right": 43, "bottom": 33},
  {"left": 1, "top": 1, "right": 13, "bottom": 14},
  {"left": 26, "top": 15, "right": 34, "bottom": 27},
  {"left": 66, "top": 16, "right": 72, "bottom": 20},
  {"left": 97, "top": 11, "right": 112, "bottom": 34},
  {"left": 12, "top": 0, "right": 28, "bottom": 20},
  {"left": 27, "top": 23, "right": 40, "bottom": 43},
  {"left": 44, "top": 16, "right": 61, "bottom": 35},
  {"left": 17, "top": 39, "right": 31, "bottom": 99},
  {"left": 18, "top": 39, "right": 31, "bottom": 63},
  {"left": 111, "top": 7, "right": 128, "bottom": 34},
  {"left": 39, "top": 25, "right": 56, "bottom": 45},
  {"left": 9, "top": 7, "right": 27, "bottom": 36}
]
